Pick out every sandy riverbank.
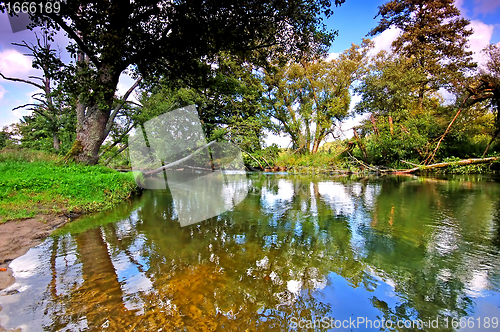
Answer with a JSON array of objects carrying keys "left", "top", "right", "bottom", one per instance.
[{"left": 0, "top": 215, "right": 72, "bottom": 291}]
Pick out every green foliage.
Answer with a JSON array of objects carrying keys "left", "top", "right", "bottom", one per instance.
[
  {"left": 0, "top": 128, "right": 11, "bottom": 149},
  {"left": 354, "top": 45, "right": 496, "bottom": 166},
  {"left": 354, "top": 114, "right": 440, "bottom": 165},
  {"left": 139, "top": 54, "right": 272, "bottom": 155},
  {"left": 8, "top": 0, "right": 344, "bottom": 164},
  {"left": 369, "top": 0, "right": 475, "bottom": 102},
  {"left": 276, "top": 148, "right": 349, "bottom": 169},
  {"left": 265, "top": 41, "right": 372, "bottom": 153},
  {"left": 16, "top": 109, "right": 77, "bottom": 154},
  {"left": 0, "top": 155, "right": 138, "bottom": 222},
  {"left": 354, "top": 52, "right": 425, "bottom": 117},
  {"left": 243, "top": 144, "right": 281, "bottom": 168},
  {"left": 352, "top": 0, "right": 495, "bottom": 168}
]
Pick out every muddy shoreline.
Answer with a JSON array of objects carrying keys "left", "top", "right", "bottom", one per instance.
[{"left": 0, "top": 215, "right": 73, "bottom": 292}]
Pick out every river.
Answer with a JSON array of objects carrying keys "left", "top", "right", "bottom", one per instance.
[{"left": 1, "top": 173, "right": 500, "bottom": 331}]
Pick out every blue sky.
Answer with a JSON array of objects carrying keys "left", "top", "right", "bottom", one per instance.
[{"left": 1, "top": 0, "right": 499, "bottom": 145}]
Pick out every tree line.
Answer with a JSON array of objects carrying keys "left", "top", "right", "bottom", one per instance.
[{"left": 0, "top": 0, "right": 499, "bottom": 169}]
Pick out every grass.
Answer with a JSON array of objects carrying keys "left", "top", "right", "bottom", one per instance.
[
  {"left": 274, "top": 141, "right": 361, "bottom": 174},
  {"left": 0, "top": 148, "right": 140, "bottom": 223}
]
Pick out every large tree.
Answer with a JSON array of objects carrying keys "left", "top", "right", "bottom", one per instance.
[
  {"left": 2, "top": 0, "right": 344, "bottom": 165},
  {"left": 265, "top": 41, "right": 370, "bottom": 153},
  {"left": 368, "top": 0, "right": 476, "bottom": 109}
]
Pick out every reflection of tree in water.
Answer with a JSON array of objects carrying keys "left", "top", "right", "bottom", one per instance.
[
  {"left": 34, "top": 175, "right": 500, "bottom": 331},
  {"left": 42, "top": 228, "right": 140, "bottom": 331},
  {"left": 126, "top": 184, "right": 358, "bottom": 330},
  {"left": 360, "top": 177, "right": 500, "bottom": 331}
]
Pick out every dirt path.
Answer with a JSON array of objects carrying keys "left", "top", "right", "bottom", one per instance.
[{"left": 0, "top": 215, "right": 70, "bottom": 291}]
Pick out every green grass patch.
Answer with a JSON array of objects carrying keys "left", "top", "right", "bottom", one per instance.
[
  {"left": 0, "top": 152, "right": 139, "bottom": 222},
  {"left": 0, "top": 148, "right": 60, "bottom": 163}
]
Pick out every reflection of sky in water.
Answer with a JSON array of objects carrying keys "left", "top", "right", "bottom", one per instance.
[
  {"left": 261, "top": 179, "right": 294, "bottom": 212},
  {"left": 317, "top": 182, "right": 355, "bottom": 216}
]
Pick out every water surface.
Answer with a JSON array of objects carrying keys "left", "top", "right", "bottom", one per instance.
[{"left": 1, "top": 174, "right": 500, "bottom": 331}]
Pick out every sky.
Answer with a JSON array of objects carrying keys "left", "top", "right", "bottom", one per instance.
[{"left": 0, "top": 0, "right": 499, "bottom": 146}]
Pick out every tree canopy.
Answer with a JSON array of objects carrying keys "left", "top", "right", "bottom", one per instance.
[
  {"left": 369, "top": 0, "right": 475, "bottom": 108},
  {"left": 1, "top": 0, "right": 344, "bottom": 164},
  {"left": 265, "top": 41, "right": 371, "bottom": 153}
]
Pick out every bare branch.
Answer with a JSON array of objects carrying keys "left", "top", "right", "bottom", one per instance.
[
  {"left": 28, "top": 76, "right": 45, "bottom": 82},
  {"left": 104, "top": 76, "right": 142, "bottom": 138},
  {"left": 0, "top": 72, "right": 44, "bottom": 90},
  {"left": 126, "top": 100, "right": 143, "bottom": 108},
  {"left": 144, "top": 141, "right": 216, "bottom": 176},
  {"left": 12, "top": 103, "right": 39, "bottom": 111}
]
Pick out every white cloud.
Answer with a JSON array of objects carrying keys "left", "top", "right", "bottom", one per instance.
[
  {"left": 326, "top": 52, "right": 340, "bottom": 62},
  {"left": 263, "top": 131, "right": 291, "bottom": 148},
  {"left": 117, "top": 73, "right": 141, "bottom": 105},
  {"left": 468, "top": 20, "right": 494, "bottom": 66},
  {"left": 0, "top": 49, "right": 33, "bottom": 77},
  {"left": 368, "top": 27, "right": 401, "bottom": 57}
]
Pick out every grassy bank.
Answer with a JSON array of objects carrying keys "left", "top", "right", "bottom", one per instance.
[{"left": 0, "top": 149, "right": 139, "bottom": 223}]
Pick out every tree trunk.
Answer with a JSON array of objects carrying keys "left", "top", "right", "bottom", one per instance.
[
  {"left": 482, "top": 129, "right": 500, "bottom": 157},
  {"left": 52, "top": 132, "right": 60, "bottom": 151},
  {"left": 70, "top": 63, "right": 119, "bottom": 165},
  {"left": 74, "top": 104, "right": 112, "bottom": 165},
  {"left": 396, "top": 157, "right": 499, "bottom": 174},
  {"left": 389, "top": 115, "right": 393, "bottom": 135},
  {"left": 311, "top": 139, "right": 320, "bottom": 154},
  {"left": 418, "top": 90, "right": 424, "bottom": 110},
  {"left": 353, "top": 129, "right": 368, "bottom": 160}
]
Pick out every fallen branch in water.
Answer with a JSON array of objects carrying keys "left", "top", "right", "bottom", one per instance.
[
  {"left": 348, "top": 152, "right": 396, "bottom": 173},
  {"left": 143, "top": 141, "right": 216, "bottom": 176},
  {"left": 395, "top": 157, "right": 499, "bottom": 174}
]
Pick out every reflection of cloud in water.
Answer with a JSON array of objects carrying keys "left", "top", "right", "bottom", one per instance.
[
  {"left": 352, "top": 183, "right": 362, "bottom": 197},
  {"left": 428, "top": 220, "right": 460, "bottom": 256},
  {"left": 287, "top": 280, "right": 302, "bottom": 294},
  {"left": 256, "top": 256, "right": 270, "bottom": 269},
  {"left": 9, "top": 246, "right": 45, "bottom": 279},
  {"left": 466, "top": 269, "right": 490, "bottom": 297},
  {"left": 317, "top": 182, "right": 355, "bottom": 216},
  {"left": 363, "top": 184, "right": 380, "bottom": 208},
  {"left": 168, "top": 172, "right": 250, "bottom": 227},
  {"left": 261, "top": 180, "right": 294, "bottom": 209}
]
